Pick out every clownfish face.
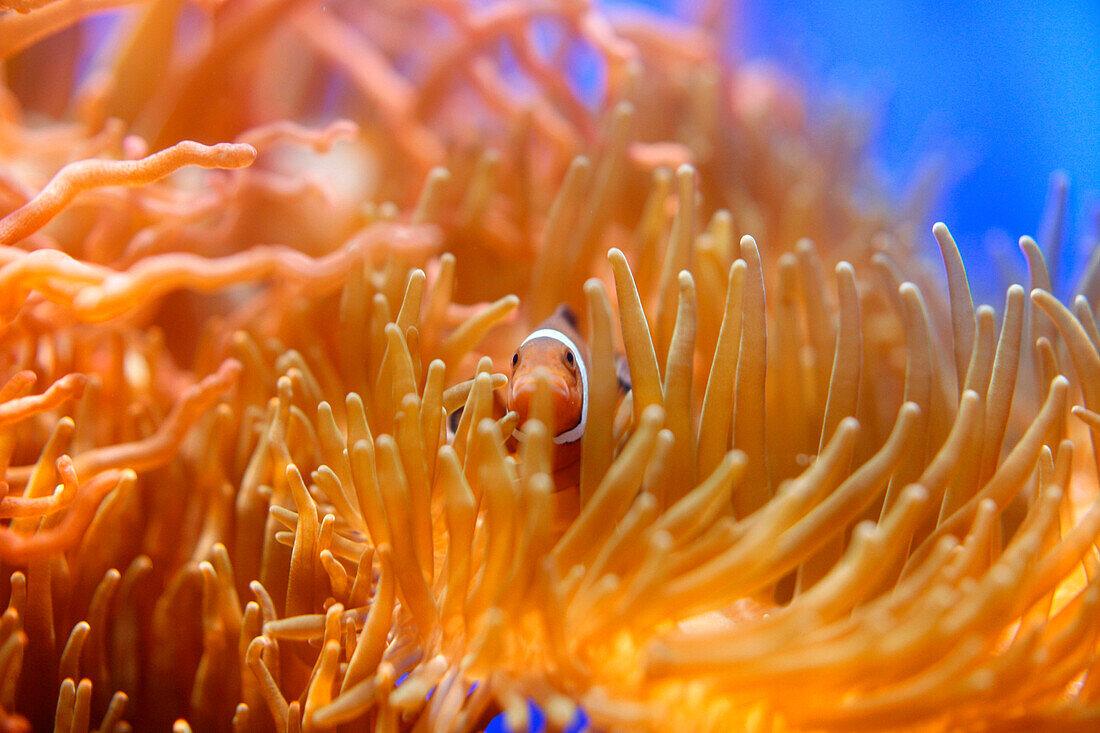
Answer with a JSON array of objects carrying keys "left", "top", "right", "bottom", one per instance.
[{"left": 508, "top": 331, "right": 586, "bottom": 440}]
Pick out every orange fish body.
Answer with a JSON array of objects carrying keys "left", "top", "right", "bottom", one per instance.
[{"left": 507, "top": 305, "right": 630, "bottom": 490}]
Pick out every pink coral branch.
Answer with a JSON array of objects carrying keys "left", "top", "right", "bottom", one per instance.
[
  {"left": 0, "top": 0, "right": 151, "bottom": 59},
  {"left": 6, "top": 359, "right": 242, "bottom": 487},
  {"left": 0, "top": 373, "right": 86, "bottom": 426},
  {"left": 0, "top": 456, "right": 78, "bottom": 518},
  {"left": 0, "top": 371, "right": 36, "bottom": 403},
  {"left": 70, "top": 223, "right": 439, "bottom": 321},
  {"left": 0, "top": 222, "right": 437, "bottom": 322},
  {"left": 69, "top": 358, "right": 242, "bottom": 478},
  {"left": 0, "top": 141, "right": 256, "bottom": 245},
  {"left": 235, "top": 119, "right": 360, "bottom": 154},
  {"left": 0, "top": 468, "right": 129, "bottom": 564}
]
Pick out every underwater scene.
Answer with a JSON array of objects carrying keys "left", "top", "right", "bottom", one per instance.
[{"left": 0, "top": 0, "right": 1099, "bottom": 730}]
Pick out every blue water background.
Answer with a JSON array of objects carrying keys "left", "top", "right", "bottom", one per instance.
[{"left": 609, "top": 0, "right": 1100, "bottom": 301}]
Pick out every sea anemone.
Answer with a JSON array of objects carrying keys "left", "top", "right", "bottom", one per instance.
[{"left": 1, "top": 1, "right": 1099, "bottom": 731}]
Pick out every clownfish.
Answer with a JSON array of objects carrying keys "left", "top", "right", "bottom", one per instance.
[
  {"left": 507, "top": 305, "right": 631, "bottom": 486},
  {"left": 508, "top": 311, "right": 588, "bottom": 444},
  {"left": 447, "top": 305, "right": 630, "bottom": 489}
]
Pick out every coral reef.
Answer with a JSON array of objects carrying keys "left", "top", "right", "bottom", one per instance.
[{"left": 0, "top": 0, "right": 1099, "bottom": 730}]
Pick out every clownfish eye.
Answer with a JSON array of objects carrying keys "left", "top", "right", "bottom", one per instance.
[
  {"left": 565, "top": 350, "right": 575, "bottom": 366},
  {"left": 511, "top": 352, "right": 519, "bottom": 368}
]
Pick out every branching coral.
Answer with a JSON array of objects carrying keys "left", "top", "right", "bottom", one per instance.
[{"left": 1, "top": 0, "right": 1099, "bottom": 731}]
